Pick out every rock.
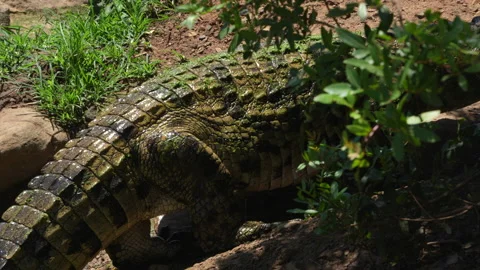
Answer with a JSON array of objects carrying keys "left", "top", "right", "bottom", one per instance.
[
  {"left": 187, "top": 30, "right": 198, "bottom": 37},
  {"left": 0, "top": 107, "right": 68, "bottom": 192},
  {"left": 415, "top": 12, "right": 425, "bottom": 19},
  {"left": 0, "top": 4, "right": 10, "bottom": 27}
]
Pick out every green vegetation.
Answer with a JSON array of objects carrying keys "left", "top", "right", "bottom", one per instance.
[
  {"left": 0, "top": 0, "right": 170, "bottom": 131},
  {"left": 181, "top": 0, "right": 480, "bottom": 264}
]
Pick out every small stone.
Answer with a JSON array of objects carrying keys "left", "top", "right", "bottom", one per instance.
[
  {"left": 199, "top": 34, "right": 207, "bottom": 41},
  {"left": 187, "top": 31, "right": 198, "bottom": 37},
  {"left": 415, "top": 12, "right": 425, "bottom": 19},
  {"left": 333, "top": 250, "right": 343, "bottom": 257}
]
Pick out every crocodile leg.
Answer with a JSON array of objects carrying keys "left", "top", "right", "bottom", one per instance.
[
  {"left": 132, "top": 130, "right": 244, "bottom": 256},
  {"left": 106, "top": 210, "right": 197, "bottom": 268}
]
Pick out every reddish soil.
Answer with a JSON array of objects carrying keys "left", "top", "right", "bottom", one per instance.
[
  {"left": 2, "top": 0, "right": 480, "bottom": 269},
  {"left": 1, "top": 0, "right": 86, "bottom": 12}
]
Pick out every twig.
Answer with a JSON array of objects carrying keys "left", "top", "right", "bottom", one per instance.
[
  {"left": 320, "top": 0, "right": 341, "bottom": 28},
  {"left": 426, "top": 239, "right": 461, "bottom": 246},
  {"left": 313, "top": 20, "right": 336, "bottom": 29},
  {"left": 364, "top": 124, "right": 380, "bottom": 144},
  {"left": 409, "top": 190, "right": 434, "bottom": 219},
  {"left": 428, "top": 168, "right": 480, "bottom": 204},
  {"left": 399, "top": 204, "right": 472, "bottom": 222}
]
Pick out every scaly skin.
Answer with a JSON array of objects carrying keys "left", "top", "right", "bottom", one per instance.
[{"left": 0, "top": 44, "right": 325, "bottom": 269}]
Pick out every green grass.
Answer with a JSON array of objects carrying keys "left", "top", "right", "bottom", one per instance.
[
  {"left": 0, "top": 28, "right": 37, "bottom": 80},
  {"left": 0, "top": 0, "right": 171, "bottom": 131}
]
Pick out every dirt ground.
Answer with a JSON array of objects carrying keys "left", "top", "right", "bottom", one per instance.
[
  {"left": 1, "top": 0, "right": 87, "bottom": 12},
  {"left": 2, "top": 0, "right": 480, "bottom": 269}
]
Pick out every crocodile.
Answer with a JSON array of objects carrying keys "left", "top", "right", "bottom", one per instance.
[
  {"left": 0, "top": 41, "right": 334, "bottom": 269},
  {"left": 3, "top": 14, "right": 479, "bottom": 267}
]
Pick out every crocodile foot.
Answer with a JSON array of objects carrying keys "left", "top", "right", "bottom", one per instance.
[{"left": 106, "top": 211, "right": 198, "bottom": 268}]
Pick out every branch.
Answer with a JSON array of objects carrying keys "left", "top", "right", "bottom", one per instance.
[{"left": 399, "top": 203, "right": 472, "bottom": 222}]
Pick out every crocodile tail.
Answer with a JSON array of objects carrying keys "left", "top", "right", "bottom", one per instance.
[{"left": 0, "top": 90, "right": 168, "bottom": 269}]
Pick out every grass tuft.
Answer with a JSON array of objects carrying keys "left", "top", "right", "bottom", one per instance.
[{"left": 1, "top": 0, "right": 170, "bottom": 131}]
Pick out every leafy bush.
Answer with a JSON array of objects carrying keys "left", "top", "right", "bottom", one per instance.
[{"left": 180, "top": 0, "right": 480, "bottom": 263}]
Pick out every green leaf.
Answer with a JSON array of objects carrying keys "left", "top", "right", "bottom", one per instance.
[
  {"left": 228, "top": 33, "right": 241, "bottom": 52},
  {"left": 408, "top": 111, "right": 441, "bottom": 125},
  {"left": 346, "top": 123, "right": 371, "bottom": 136},
  {"left": 350, "top": 110, "right": 361, "bottom": 119},
  {"left": 324, "top": 83, "right": 353, "bottom": 97},
  {"left": 392, "top": 133, "right": 405, "bottom": 161},
  {"left": 305, "top": 209, "right": 319, "bottom": 215},
  {"left": 346, "top": 124, "right": 372, "bottom": 137},
  {"left": 315, "top": 94, "right": 353, "bottom": 108},
  {"left": 399, "top": 220, "right": 409, "bottom": 233},
  {"left": 321, "top": 27, "right": 333, "bottom": 50},
  {"left": 219, "top": 24, "right": 233, "bottom": 39},
  {"left": 352, "top": 48, "right": 370, "bottom": 59},
  {"left": 465, "top": 63, "right": 480, "bottom": 73},
  {"left": 445, "top": 17, "right": 464, "bottom": 43},
  {"left": 364, "top": 23, "right": 372, "bottom": 38},
  {"left": 331, "top": 181, "right": 339, "bottom": 194},
  {"left": 238, "top": 29, "right": 257, "bottom": 41},
  {"left": 412, "top": 126, "right": 439, "bottom": 143},
  {"left": 406, "top": 116, "right": 422, "bottom": 125},
  {"left": 287, "top": 208, "right": 307, "bottom": 214},
  {"left": 420, "top": 110, "right": 440, "bottom": 122},
  {"left": 358, "top": 3, "right": 368, "bottom": 22},
  {"left": 382, "top": 49, "right": 393, "bottom": 89},
  {"left": 368, "top": 42, "right": 381, "bottom": 64},
  {"left": 378, "top": 6, "right": 393, "bottom": 32},
  {"left": 336, "top": 28, "right": 366, "bottom": 49},
  {"left": 338, "top": 187, "right": 348, "bottom": 197},
  {"left": 458, "top": 74, "right": 468, "bottom": 91},
  {"left": 297, "top": 163, "right": 307, "bottom": 171},
  {"left": 352, "top": 158, "right": 370, "bottom": 168},
  {"left": 175, "top": 3, "right": 199, "bottom": 12},
  {"left": 420, "top": 91, "right": 443, "bottom": 107},
  {"left": 314, "top": 93, "right": 334, "bottom": 104},
  {"left": 344, "top": 58, "right": 383, "bottom": 76},
  {"left": 180, "top": 15, "right": 199, "bottom": 29}
]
